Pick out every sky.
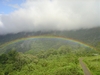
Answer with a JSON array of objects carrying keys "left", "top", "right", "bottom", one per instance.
[{"left": 0, "top": 0, "right": 100, "bottom": 35}]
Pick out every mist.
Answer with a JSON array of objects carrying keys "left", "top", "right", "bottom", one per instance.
[{"left": 0, "top": 0, "right": 100, "bottom": 35}]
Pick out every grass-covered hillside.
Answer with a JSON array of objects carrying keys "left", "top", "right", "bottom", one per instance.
[{"left": 84, "top": 55, "right": 100, "bottom": 75}]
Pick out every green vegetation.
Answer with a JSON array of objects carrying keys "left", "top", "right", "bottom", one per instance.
[
  {"left": 0, "top": 35, "right": 100, "bottom": 75},
  {"left": 0, "top": 38, "right": 90, "bottom": 54},
  {"left": 84, "top": 55, "right": 100, "bottom": 75},
  {"left": 0, "top": 45, "right": 87, "bottom": 75},
  {"left": 0, "top": 42, "right": 99, "bottom": 75},
  {"left": 0, "top": 27, "right": 100, "bottom": 51}
]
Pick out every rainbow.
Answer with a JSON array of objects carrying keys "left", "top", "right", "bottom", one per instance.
[{"left": 0, "top": 35, "right": 95, "bottom": 50}]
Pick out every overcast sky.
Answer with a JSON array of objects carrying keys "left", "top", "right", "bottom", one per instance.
[{"left": 0, "top": 0, "right": 100, "bottom": 35}]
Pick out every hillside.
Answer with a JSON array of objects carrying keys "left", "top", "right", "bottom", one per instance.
[
  {"left": 0, "top": 45, "right": 98, "bottom": 75},
  {"left": 0, "top": 27, "right": 100, "bottom": 50},
  {"left": 0, "top": 27, "right": 100, "bottom": 75},
  {"left": 0, "top": 37, "right": 92, "bottom": 54}
]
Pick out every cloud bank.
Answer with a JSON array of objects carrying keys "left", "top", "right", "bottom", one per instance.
[{"left": 0, "top": 0, "right": 100, "bottom": 35}]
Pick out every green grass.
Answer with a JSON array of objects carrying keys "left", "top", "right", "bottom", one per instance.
[{"left": 84, "top": 55, "right": 100, "bottom": 75}]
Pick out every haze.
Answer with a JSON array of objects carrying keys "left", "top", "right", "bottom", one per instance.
[{"left": 0, "top": 0, "right": 100, "bottom": 35}]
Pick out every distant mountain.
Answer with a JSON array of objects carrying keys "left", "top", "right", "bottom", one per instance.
[
  {"left": 0, "top": 27, "right": 100, "bottom": 49},
  {"left": 1, "top": 37, "right": 89, "bottom": 54}
]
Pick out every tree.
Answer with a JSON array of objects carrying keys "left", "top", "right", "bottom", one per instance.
[
  {"left": 58, "top": 45, "right": 71, "bottom": 54},
  {"left": 0, "top": 54, "right": 8, "bottom": 64}
]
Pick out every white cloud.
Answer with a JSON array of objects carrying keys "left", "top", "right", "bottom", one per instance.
[
  {"left": 0, "top": 0, "right": 100, "bottom": 35},
  {"left": 0, "top": 21, "right": 3, "bottom": 28},
  {"left": 0, "top": 15, "right": 3, "bottom": 27}
]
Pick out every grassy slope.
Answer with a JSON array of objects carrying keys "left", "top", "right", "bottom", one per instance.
[{"left": 83, "top": 55, "right": 100, "bottom": 75}]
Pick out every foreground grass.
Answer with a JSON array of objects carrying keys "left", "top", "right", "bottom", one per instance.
[{"left": 84, "top": 55, "right": 100, "bottom": 75}]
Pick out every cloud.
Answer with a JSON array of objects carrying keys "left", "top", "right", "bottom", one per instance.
[{"left": 0, "top": 0, "right": 100, "bottom": 35}]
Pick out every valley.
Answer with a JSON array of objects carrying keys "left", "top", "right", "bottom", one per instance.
[{"left": 0, "top": 36, "right": 99, "bottom": 75}]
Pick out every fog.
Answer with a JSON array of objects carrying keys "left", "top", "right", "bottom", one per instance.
[{"left": 0, "top": 0, "right": 100, "bottom": 35}]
